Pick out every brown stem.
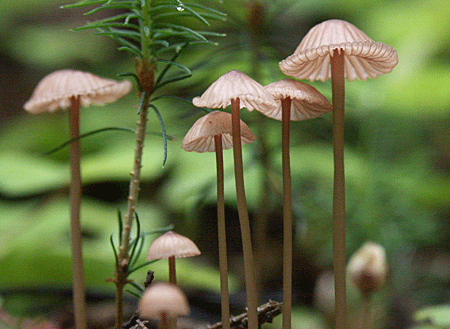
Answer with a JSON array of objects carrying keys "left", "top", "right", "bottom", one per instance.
[
  {"left": 361, "top": 294, "right": 372, "bottom": 329},
  {"left": 331, "top": 50, "right": 346, "bottom": 329},
  {"left": 230, "top": 98, "right": 258, "bottom": 329},
  {"left": 281, "top": 97, "right": 292, "bottom": 329},
  {"left": 169, "top": 256, "right": 176, "bottom": 285},
  {"left": 215, "top": 135, "right": 230, "bottom": 329},
  {"left": 69, "top": 95, "right": 88, "bottom": 329}
]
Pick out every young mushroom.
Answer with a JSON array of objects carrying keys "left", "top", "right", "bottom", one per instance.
[
  {"left": 347, "top": 242, "right": 388, "bottom": 329},
  {"left": 279, "top": 19, "right": 398, "bottom": 329},
  {"left": 139, "top": 282, "right": 190, "bottom": 329},
  {"left": 263, "top": 78, "right": 332, "bottom": 329},
  {"left": 23, "top": 69, "right": 132, "bottom": 329},
  {"left": 181, "top": 110, "right": 257, "bottom": 329},
  {"left": 193, "top": 70, "right": 277, "bottom": 329},
  {"left": 147, "top": 230, "right": 201, "bottom": 285}
]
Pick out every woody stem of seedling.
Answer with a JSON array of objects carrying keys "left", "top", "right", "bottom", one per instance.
[
  {"left": 69, "top": 95, "right": 88, "bottom": 329},
  {"left": 214, "top": 134, "right": 230, "bottom": 329},
  {"left": 230, "top": 98, "right": 258, "bottom": 329},
  {"left": 331, "top": 50, "right": 346, "bottom": 329},
  {"left": 281, "top": 97, "right": 292, "bottom": 329},
  {"left": 114, "top": 1, "right": 154, "bottom": 328}
]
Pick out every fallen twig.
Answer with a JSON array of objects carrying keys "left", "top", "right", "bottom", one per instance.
[{"left": 207, "top": 300, "right": 283, "bottom": 329}]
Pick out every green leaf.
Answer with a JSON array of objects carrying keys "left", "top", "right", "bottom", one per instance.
[
  {"left": 414, "top": 305, "right": 450, "bottom": 327},
  {"left": 94, "top": 28, "right": 141, "bottom": 42},
  {"left": 153, "top": 22, "right": 208, "bottom": 41}
]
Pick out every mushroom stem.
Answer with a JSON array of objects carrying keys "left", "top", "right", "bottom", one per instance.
[
  {"left": 68, "top": 95, "right": 88, "bottom": 329},
  {"left": 330, "top": 50, "right": 346, "bottom": 329},
  {"left": 214, "top": 134, "right": 231, "bottom": 329},
  {"left": 281, "top": 97, "right": 292, "bottom": 329},
  {"left": 159, "top": 312, "right": 169, "bottom": 329},
  {"left": 168, "top": 256, "right": 177, "bottom": 329},
  {"left": 230, "top": 98, "right": 258, "bottom": 329},
  {"left": 169, "top": 256, "right": 176, "bottom": 285}
]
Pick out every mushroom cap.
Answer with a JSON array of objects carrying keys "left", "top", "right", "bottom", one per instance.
[
  {"left": 181, "top": 110, "right": 256, "bottom": 153},
  {"left": 279, "top": 19, "right": 398, "bottom": 82},
  {"left": 24, "top": 69, "right": 132, "bottom": 113},
  {"left": 264, "top": 78, "right": 332, "bottom": 121},
  {"left": 139, "top": 282, "right": 190, "bottom": 319},
  {"left": 147, "top": 231, "right": 201, "bottom": 261},
  {"left": 192, "top": 70, "right": 277, "bottom": 112},
  {"left": 347, "top": 241, "right": 388, "bottom": 293}
]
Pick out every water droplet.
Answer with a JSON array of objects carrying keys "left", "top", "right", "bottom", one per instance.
[{"left": 176, "top": 5, "right": 184, "bottom": 11}]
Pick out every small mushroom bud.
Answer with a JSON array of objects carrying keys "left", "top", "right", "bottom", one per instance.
[
  {"left": 347, "top": 242, "right": 388, "bottom": 296},
  {"left": 139, "top": 282, "right": 189, "bottom": 329}
]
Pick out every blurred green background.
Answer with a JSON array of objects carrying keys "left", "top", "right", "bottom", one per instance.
[{"left": 1, "top": 0, "right": 449, "bottom": 328}]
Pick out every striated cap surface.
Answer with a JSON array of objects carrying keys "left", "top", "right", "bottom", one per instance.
[
  {"left": 279, "top": 19, "right": 398, "bottom": 82},
  {"left": 24, "top": 69, "right": 132, "bottom": 113},
  {"left": 181, "top": 111, "right": 256, "bottom": 152},
  {"left": 192, "top": 70, "right": 277, "bottom": 112},
  {"left": 264, "top": 78, "right": 332, "bottom": 121},
  {"left": 147, "top": 231, "right": 201, "bottom": 261}
]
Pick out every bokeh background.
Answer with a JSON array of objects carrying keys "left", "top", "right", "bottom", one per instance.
[{"left": 1, "top": 0, "right": 449, "bottom": 328}]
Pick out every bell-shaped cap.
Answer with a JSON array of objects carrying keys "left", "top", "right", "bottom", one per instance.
[
  {"left": 147, "top": 231, "right": 201, "bottom": 261},
  {"left": 139, "top": 282, "right": 190, "bottom": 319},
  {"left": 181, "top": 110, "right": 256, "bottom": 153},
  {"left": 279, "top": 19, "right": 398, "bottom": 82},
  {"left": 264, "top": 78, "right": 332, "bottom": 121},
  {"left": 192, "top": 70, "right": 277, "bottom": 113},
  {"left": 24, "top": 69, "right": 132, "bottom": 113},
  {"left": 347, "top": 241, "right": 388, "bottom": 294}
]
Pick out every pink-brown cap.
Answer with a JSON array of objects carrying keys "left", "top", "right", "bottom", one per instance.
[
  {"left": 264, "top": 78, "right": 332, "bottom": 121},
  {"left": 192, "top": 70, "right": 277, "bottom": 113},
  {"left": 181, "top": 110, "right": 256, "bottom": 152},
  {"left": 147, "top": 231, "right": 201, "bottom": 261},
  {"left": 24, "top": 69, "right": 132, "bottom": 113},
  {"left": 279, "top": 19, "right": 398, "bottom": 82},
  {"left": 139, "top": 282, "right": 190, "bottom": 319},
  {"left": 347, "top": 242, "right": 388, "bottom": 294}
]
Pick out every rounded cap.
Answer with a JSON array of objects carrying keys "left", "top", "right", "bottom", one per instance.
[
  {"left": 347, "top": 242, "right": 388, "bottom": 294},
  {"left": 264, "top": 78, "right": 332, "bottom": 121},
  {"left": 192, "top": 70, "right": 277, "bottom": 112},
  {"left": 24, "top": 69, "right": 132, "bottom": 113},
  {"left": 279, "top": 19, "right": 398, "bottom": 82},
  {"left": 139, "top": 282, "right": 190, "bottom": 319},
  {"left": 181, "top": 111, "right": 256, "bottom": 152},
  {"left": 147, "top": 231, "right": 201, "bottom": 261}
]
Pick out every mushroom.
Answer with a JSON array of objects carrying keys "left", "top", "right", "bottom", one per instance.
[
  {"left": 23, "top": 69, "right": 132, "bottom": 329},
  {"left": 347, "top": 242, "right": 388, "bottom": 329},
  {"left": 193, "top": 70, "right": 277, "bottom": 329},
  {"left": 264, "top": 78, "right": 332, "bottom": 329},
  {"left": 279, "top": 19, "right": 398, "bottom": 329},
  {"left": 347, "top": 242, "right": 388, "bottom": 297},
  {"left": 139, "top": 282, "right": 190, "bottom": 329},
  {"left": 181, "top": 110, "right": 256, "bottom": 329},
  {"left": 147, "top": 231, "right": 201, "bottom": 285}
]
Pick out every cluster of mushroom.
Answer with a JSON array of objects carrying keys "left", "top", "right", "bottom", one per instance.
[
  {"left": 138, "top": 231, "right": 201, "bottom": 328},
  {"left": 181, "top": 19, "right": 397, "bottom": 329}
]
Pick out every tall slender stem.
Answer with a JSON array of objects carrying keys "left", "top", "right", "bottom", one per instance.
[
  {"left": 69, "top": 95, "right": 88, "bottom": 329},
  {"left": 281, "top": 97, "right": 292, "bottom": 329},
  {"left": 331, "top": 50, "right": 346, "bottom": 329},
  {"left": 215, "top": 135, "right": 231, "bottom": 329},
  {"left": 230, "top": 98, "right": 258, "bottom": 329}
]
